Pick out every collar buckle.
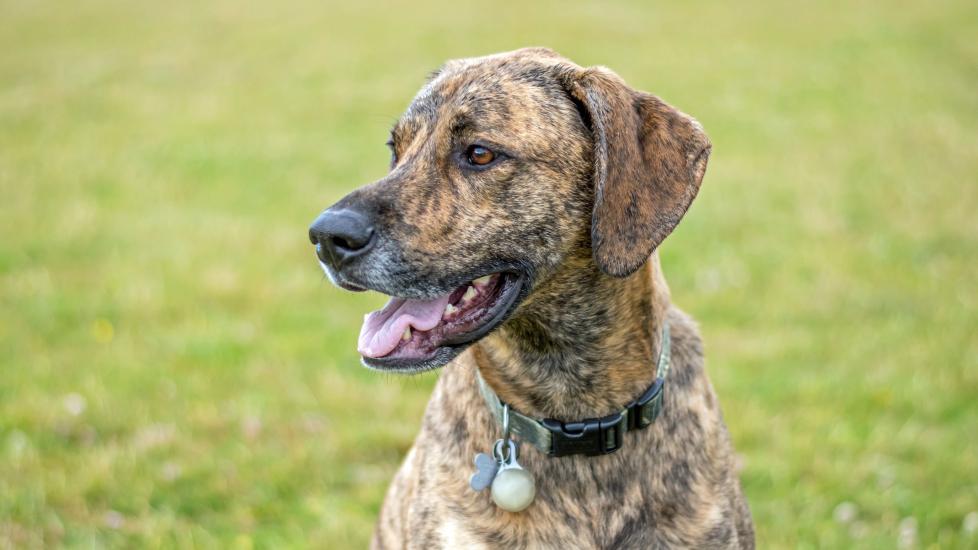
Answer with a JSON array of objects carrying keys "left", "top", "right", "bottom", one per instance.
[
  {"left": 541, "top": 411, "right": 625, "bottom": 457},
  {"left": 627, "top": 377, "right": 665, "bottom": 431}
]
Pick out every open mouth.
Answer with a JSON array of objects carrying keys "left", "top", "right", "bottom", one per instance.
[{"left": 357, "top": 272, "right": 525, "bottom": 372}]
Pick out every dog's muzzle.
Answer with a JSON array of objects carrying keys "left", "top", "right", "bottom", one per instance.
[{"left": 308, "top": 203, "right": 530, "bottom": 373}]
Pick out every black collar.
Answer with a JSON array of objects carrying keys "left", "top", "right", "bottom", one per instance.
[{"left": 476, "top": 320, "right": 671, "bottom": 457}]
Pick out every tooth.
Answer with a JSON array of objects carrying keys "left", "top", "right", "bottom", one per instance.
[
  {"left": 473, "top": 275, "right": 492, "bottom": 287},
  {"left": 444, "top": 303, "right": 458, "bottom": 317},
  {"left": 462, "top": 285, "right": 478, "bottom": 303},
  {"left": 402, "top": 327, "right": 412, "bottom": 341}
]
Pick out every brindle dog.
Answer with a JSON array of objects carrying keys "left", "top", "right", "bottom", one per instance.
[{"left": 310, "top": 48, "right": 754, "bottom": 548}]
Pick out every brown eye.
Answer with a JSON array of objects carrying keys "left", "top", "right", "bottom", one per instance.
[{"left": 466, "top": 145, "right": 495, "bottom": 166}]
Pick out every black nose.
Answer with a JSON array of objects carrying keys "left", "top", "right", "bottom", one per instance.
[{"left": 308, "top": 208, "right": 376, "bottom": 268}]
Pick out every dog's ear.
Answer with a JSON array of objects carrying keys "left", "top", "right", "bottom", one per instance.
[{"left": 560, "top": 67, "right": 711, "bottom": 277}]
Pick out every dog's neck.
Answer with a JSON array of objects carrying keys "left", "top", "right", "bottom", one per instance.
[{"left": 474, "top": 253, "right": 670, "bottom": 420}]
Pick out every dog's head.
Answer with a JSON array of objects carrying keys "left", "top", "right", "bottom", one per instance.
[{"left": 310, "top": 48, "right": 710, "bottom": 373}]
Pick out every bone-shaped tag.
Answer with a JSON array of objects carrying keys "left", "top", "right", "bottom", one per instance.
[{"left": 469, "top": 453, "right": 499, "bottom": 492}]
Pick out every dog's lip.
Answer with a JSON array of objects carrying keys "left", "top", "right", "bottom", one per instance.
[
  {"left": 360, "top": 272, "right": 527, "bottom": 373},
  {"left": 337, "top": 280, "right": 368, "bottom": 292}
]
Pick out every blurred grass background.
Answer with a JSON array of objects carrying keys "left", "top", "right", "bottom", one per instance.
[{"left": 1, "top": 0, "right": 976, "bottom": 547}]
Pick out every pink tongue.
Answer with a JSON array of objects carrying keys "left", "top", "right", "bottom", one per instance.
[{"left": 357, "top": 293, "right": 453, "bottom": 358}]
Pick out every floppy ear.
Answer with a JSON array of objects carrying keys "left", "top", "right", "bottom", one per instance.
[{"left": 561, "top": 67, "right": 711, "bottom": 277}]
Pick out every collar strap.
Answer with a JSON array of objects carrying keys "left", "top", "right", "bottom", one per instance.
[{"left": 477, "top": 320, "right": 671, "bottom": 457}]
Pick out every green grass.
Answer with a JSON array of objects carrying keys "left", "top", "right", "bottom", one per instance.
[{"left": 1, "top": 0, "right": 976, "bottom": 547}]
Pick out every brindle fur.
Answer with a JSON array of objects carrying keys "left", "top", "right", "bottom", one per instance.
[{"left": 325, "top": 48, "right": 753, "bottom": 548}]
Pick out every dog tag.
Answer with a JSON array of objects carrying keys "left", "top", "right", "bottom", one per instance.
[
  {"left": 490, "top": 441, "right": 536, "bottom": 512},
  {"left": 469, "top": 452, "right": 499, "bottom": 492}
]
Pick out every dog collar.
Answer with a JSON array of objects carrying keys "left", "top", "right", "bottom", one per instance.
[{"left": 476, "top": 320, "right": 671, "bottom": 457}]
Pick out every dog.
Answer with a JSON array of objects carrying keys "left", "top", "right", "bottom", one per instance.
[{"left": 310, "top": 48, "right": 754, "bottom": 549}]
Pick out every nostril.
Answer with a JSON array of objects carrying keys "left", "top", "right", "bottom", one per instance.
[
  {"left": 332, "top": 235, "right": 353, "bottom": 251},
  {"left": 333, "top": 227, "right": 374, "bottom": 251}
]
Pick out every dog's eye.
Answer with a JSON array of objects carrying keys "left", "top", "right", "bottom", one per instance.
[{"left": 466, "top": 145, "right": 496, "bottom": 166}]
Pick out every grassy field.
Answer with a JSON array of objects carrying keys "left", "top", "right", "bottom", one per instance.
[{"left": 2, "top": 0, "right": 977, "bottom": 547}]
